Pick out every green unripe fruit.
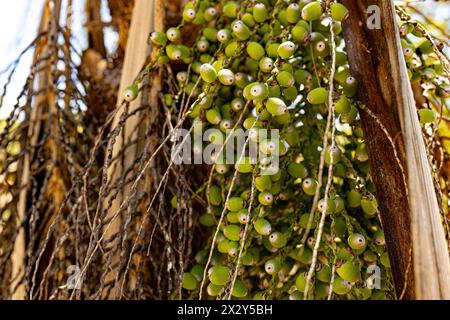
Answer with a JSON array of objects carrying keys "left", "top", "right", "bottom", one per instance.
[
  {"left": 208, "top": 185, "right": 222, "bottom": 206},
  {"left": 337, "top": 261, "right": 361, "bottom": 283},
  {"left": 208, "top": 265, "right": 230, "bottom": 286},
  {"left": 292, "top": 25, "right": 309, "bottom": 44},
  {"left": 265, "top": 259, "right": 281, "bottom": 275},
  {"left": 245, "top": 82, "right": 269, "bottom": 101},
  {"left": 123, "top": 85, "right": 138, "bottom": 102},
  {"left": 331, "top": 3, "right": 349, "bottom": 21},
  {"left": 418, "top": 39, "right": 433, "bottom": 54},
  {"left": 204, "top": 7, "right": 218, "bottom": 22},
  {"left": 166, "top": 27, "right": 181, "bottom": 43},
  {"left": 374, "top": 230, "right": 386, "bottom": 246},
  {"left": 265, "top": 98, "right": 287, "bottom": 116},
  {"left": 335, "top": 51, "right": 348, "bottom": 67},
  {"left": 150, "top": 31, "right": 167, "bottom": 46},
  {"left": 269, "top": 232, "right": 287, "bottom": 248},
  {"left": 302, "top": 1, "right": 323, "bottom": 21},
  {"left": 200, "top": 213, "right": 215, "bottom": 227},
  {"left": 347, "top": 190, "right": 361, "bottom": 208},
  {"left": 300, "top": 213, "right": 317, "bottom": 229},
  {"left": 259, "top": 139, "right": 278, "bottom": 155},
  {"left": 223, "top": 1, "right": 238, "bottom": 18},
  {"left": 259, "top": 57, "right": 274, "bottom": 73},
  {"left": 307, "top": 87, "right": 328, "bottom": 105},
  {"left": 332, "top": 276, "right": 352, "bottom": 295},
  {"left": 348, "top": 233, "right": 366, "bottom": 250},
  {"left": 203, "top": 27, "right": 218, "bottom": 42},
  {"left": 207, "top": 283, "right": 223, "bottom": 296},
  {"left": 337, "top": 246, "right": 353, "bottom": 261},
  {"left": 190, "top": 265, "right": 205, "bottom": 282},
  {"left": 315, "top": 283, "right": 329, "bottom": 299},
  {"left": 294, "top": 69, "right": 312, "bottom": 85},
  {"left": 355, "top": 143, "right": 369, "bottom": 162},
  {"left": 302, "top": 178, "right": 318, "bottom": 196},
  {"left": 242, "top": 250, "right": 256, "bottom": 266},
  {"left": 266, "top": 42, "right": 280, "bottom": 59},
  {"left": 343, "top": 76, "right": 358, "bottom": 97},
  {"left": 399, "top": 22, "right": 414, "bottom": 36},
  {"left": 183, "top": 8, "right": 197, "bottom": 22},
  {"left": 276, "top": 71, "right": 295, "bottom": 88},
  {"left": 317, "top": 197, "right": 336, "bottom": 215},
  {"left": 243, "top": 117, "right": 257, "bottom": 130},
  {"left": 230, "top": 98, "right": 244, "bottom": 112},
  {"left": 283, "top": 86, "right": 298, "bottom": 101},
  {"left": 361, "top": 195, "right": 378, "bottom": 216},
  {"left": 334, "top": 197, "right": 345, "bottom": 213},
  {"left": 363, "top": 250, "right": 378, "bottom": 263},
  {"left": 232, "top": 20, "right": 251, "bottom": 40},
  {"left": 236, "top": 156, "right": 253, "bottom": 173},
  {"left": 226, "top": 212, "right": 239, "bottom": 224},
  {"left": 355, "top": 287, "right": 372, "bottom": 300},
  {"left": 295, "top": 272, "right": 307, "bottom": 292},
  {"left": 418, "top": 108, "right": 436, "bottom": 124},
  {"left": 170, "top": 195, "right": 178, "bottom": 209},
  {"left": 247, "top": 42, "right": 265, "bottom": 61},
  {"left": 231, "top": 280, "right": 248, "bottom": 298},
  {"left": 436, "top": 85, "right": 450, "bottom": 98},
  {"left": 334, "top": 95, "right": 351, "bottom": 115},
  {"left": 278, "top": 41, "right": 296, "bottom": 59},
  {"left": 255, "top": 175, "right": 272, "bottom": 192},
  {"left": 289, "top": 290, "right": 303, "bottom": 300},
  {"left": 253, "top": 3, "right": 268, "bottom": 22},
  {"left": 237, "top": 209, "right": 250, "bottom": 225},
  {"left": 283, "top": 127, "right": 300, "bottom": 147},
  {"left": 196, "top": 40, "right": 209, "bottom": 53},
  {"left": 217, "top": 29, "right": 232, "bottom": 43},
  {"left": 199, "top": 64, "right": 217, "bottom": 83},
  {"left": 325, "top": 145, "right": 341, "bottom": 165},
  {"left": 403, "top": 46, "right": 414, "bottom": 62},
  {"left": 242, "top": 12, "right": 255, "bottom": 27},
  {"left": 176, "top": 71, "right": 188, "bottom": 85},
  {"left": 317, "top": 265, "right": 332, "bottom": 283},
  {"left": 182, "top": 272, "right": 198, "bottom": 290},
  {"left": 206, "top": 109, "right": 222, "bottom": 125},
  {"left": 286, "top": 3, "right": 301, "bottom": 24},
  {"left": 288, "top": 163, "right": 308, "bottom": 179},
  {"left": 254, "top": 218, "right": 272, "bottom": 236},
  {"left": 165, "top": 45, "right": 183, "bottom": 61},
  {"left": 258, "top": 192, "right": 274, "bottom": 206},
  {"left": 218, "top": 69, "right": 235, "bottom": 86},
  {"left": 314, "top": 41, "right": 329, "bottom": 57},
  {"left": 380, "top": 252, "right": 391, "bottom": 268},
  {"left": 227, "top": 197, "right": 244, "bottom": 212},
  {"left": 334, "top": 65, "right": 351, "bottom": 84}
]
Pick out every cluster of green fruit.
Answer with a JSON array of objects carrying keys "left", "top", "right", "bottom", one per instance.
[{"left": 123, "top": 0, "right": 420, "bottom": 300}]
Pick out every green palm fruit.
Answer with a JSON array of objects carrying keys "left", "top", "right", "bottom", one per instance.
[
  {"left": 333, "top": 196, "right": 345, "bottom": 213},
  {"left": 247, "top": 42, "right": 265, "bottom": 61},
  {"left": 278, "top": 41, "right": 296, "bottom": 59},
  {"left": 347, "top": 189, "right": 361, "bottom": 207},
  {"left": 283, "top": 86, "right": 298, "bottom": 101},
  {"left": 337, "top": 261, "right": 361, "bottom": 283},
  {"left": 335, "top": 51, "right": 347, "bottom": 67},
  {"left": 294, "top": 69, "right": 313, "bottom": 85},
  {"left": 259, "top": 57, "right": 274, "bottom": 73},
  {"left": 218, "top": 69, "right": 235, "bottom": 86},
  {"left": 183, "top": 7, "right": 197, "bottom": 22},
  {"left": 200, "top": 64, "right": 217, "bottom": 83},
  {"left": 170, "top": 196, "right": 178, "bottom": 209},
  {"left": 334, "top": 65, "right": 351, "bottom": 84},
  {"left": 315, "top": 283, "right": 329, "bottom": 299},
  {"left": 436, "top": 85, "right": 450, "bottom": 98},
  {"left": 337, "top": 246, "right": 353, "bottom": 260},
  {"left": 286, "top": 3, "right": 301, "bottom": 24},
  {"left": 283, "top": 127, "right": 300, "bottom": 147},
  {"left": 317, "top": 264, "right": 332, "bottom": 283},
  {"left": 302, "top": 1, "right": 323, "bottom": 21},
  {"left": 374, "top": 230, "right": 386, "bottom": 246},
  {"left": 231, "top": 280, "right": 248, "bottom": 298},
  {"left": 227, "top": 197, "right": 244, "bottom": 212},
  {"left": 165, "top": 44, "right": 182, "bottom": 61},
  {"left": 300, "top": 213, "right": 317, "bottom": 229},
  {"left": 331, "top": 3, "right": 349, "bottom": 21},
  {"left": 198, "top": 94, "right": 213, "bottom": 109},
  {"left": 343, "top": 76, "right": 358, "bottom": 97},
  {"left": 208, "top": 265, "right": 230, "bottom": 286},
  {"left": 230, "top": 98, "right": 244, "bottom": 112},
  {"left": 226, "top": 241, "right": 239, "bottom": 257},
  {"left": 332, "top": 276, "right": 352, "bottom": 295},
  {"left": 403, "top": 46, "right": 414, "bottom": 62},
  {"left": 259, "top": 139, "right": 278, "bottom": 155},
  {"left": 399, "top": 22, "right": 414, "bottom": 36},
  {"left": 348, "top": 233, "right": 366, "bottom": 250},
  {"left": 226, "top": 212, "right": 239, "bottom": 224},
  {"left": 208, "top": 185, "right": 222, "bottom": 206},
  {"left": 302, "top": 178, "right": 318, "bottom": 196},
  {"left": 355, "top": 287, "right": 372, "bottom": 300},
  {"left": 314, "top": 41, "right": 329, "bottom": 57},
  {"left": 200, "top": 213, "right": 215, "bottom": 227},
  {"left": 182, "top": 272, "right": 198, "bottom": 290},
  {"left": 225, "top": 41, "right": 239, "bottom": 57},
  {"left": 295, "top": 272, "right": 307, "bottom": 292},
  {"left": 123, "top": 85, "right": 138, "bottom": 102},
  {"left": 277, "top": 9, "right": 289, "bottom": 26},
  {"left": 203, "top": 7, "right": 218, "bottom": 22},
  {"left": 292, "top": 25, "right": 309, "bottom": 44},
  {"left": 265, "top": 97, "right": 287, "bottom": 116},
  {"left": 190, "top": 265, "right": 205, "bottom": 282},
  {"left": 223, "top": 1, "right": 238, "bottom": 18},
  {"left": 334, "top": 217, "right": 347, "bottom": 237},
  {"left": 317, "top": 197, "right": 336, "bottom": 214},
  {"left": 150, "top": 31, "right": 167, "bottom": 46},
  {"left": 206, "top": 109, "right": 222, "bottom": 125},
  {"left": 307, "top": 87, "right": 328, "bottom": 105},
  {"left": 241, "top": 251, "right": 255, "bottom": 266},
  {"left": 266, "top": 42, "right": 280, "bottom": 58},
  {"left": 334, "top": 95, "right": 351, "bottom": 114},
  {"left": 380, "top": 252, "right": 391, "bottom": 268},
  {"left": 217, "top": 29, "right": 232, "bottom": 43},
  {"left": 245, "top": 58, "right": 259, "bottom": 72},
  {"left": 236, "top": 156, "right": 253, "bottom": 173},
  {"left": 218, "top": 239, "right": 230, "bottom": 254},
  {"left": 203, "top": 27, "right": 218, "bottom": 42},
  {"left": 363, "top": 250, "right": 378, "bottom": 263},
  {"left": 355, "top": 143, "right": 369, "bottom": 162},
  {"left": 276, "top": 71, "right": 295, "bottom": 88},
  {"left": 418, "top": 108, "right": 436, "bottom": 124},
  {"left": 255, "top": 175, "right": 272, "bottom": 192},
  {"left": 269, "top": 232, "right": 287, "bottom": 248},
  {"left": 237, "top": 209, "right": 250, "bottom": 224},
  {"left": 207, "top": 283, "right": 223, "bottom": 296},
  {"left": 215, "top": 163, "right": 229, "bottom": 175},
  {"left": 287, "top": 163, "right": 308, "bottom": 179},
  {"left": 242, "top": 12, "right": 255, "bottom": 27},
  {"left": 289, "top": 290, "right": 303, "bottom": 300},
  {"left": 254, "top": 218, "right": 272, "bottom": 235},
  {"left": 265, "top": 259, "right": 281, "bottom": 275},
  {"left": 258, "top": 192, "right": 274, "bottom": 205},
  {"left": 418, "top": 39, "right": 433, "bottom": 54},
  {"left": 232, "top": 20, "right": 251, "bottom": 40},
  {"left": 166, "top": 27, "right": 181, "bottom": 43},
  {"left": 325, "top": 145, "right": 341, "bottom": 165},
  {"left": 253, "top": 3, "right": 268, "bottom": 22},
  {"left": 361, "top": 195, "right": 378, "bottom": 216}
]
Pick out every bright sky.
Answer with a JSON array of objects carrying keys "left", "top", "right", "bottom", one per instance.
[{"left": 0, "top": 1, "right": 448, "bottom": 119}]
